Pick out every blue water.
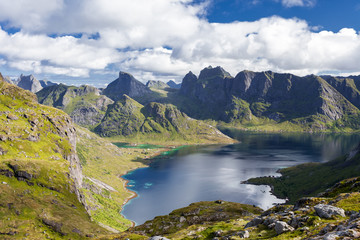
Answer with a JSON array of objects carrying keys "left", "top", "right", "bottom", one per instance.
[{"left": 121, "top": 131, "right": 360, "bottom": 225}]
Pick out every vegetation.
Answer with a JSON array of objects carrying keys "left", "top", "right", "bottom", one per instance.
[
  {"left": 0, "top": 75, "right": 107, "bottom": 238},
  {"left": 245, "top": 147, "right": 360, "bottom": 203},
  {"left": 95, "top": 95, "right": 235, "bottom": 145}
]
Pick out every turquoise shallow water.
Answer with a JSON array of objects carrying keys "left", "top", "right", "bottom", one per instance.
[{"left": 121, "top": 131, "right": 360, "bottom": 225}]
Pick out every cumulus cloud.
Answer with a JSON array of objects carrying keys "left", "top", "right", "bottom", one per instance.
[
  {"left": 0, "top": 0, "right": 359, "bottom": 83},
  {"left": 0, "top": 27, "right": 120, "bottom": 77}
]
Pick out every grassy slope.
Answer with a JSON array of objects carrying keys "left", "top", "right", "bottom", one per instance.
[{"left": 0, "top": 77, "right": 107, "bottom": 239}]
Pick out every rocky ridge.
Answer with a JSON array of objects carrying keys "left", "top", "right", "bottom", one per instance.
[{"left": 179, "top": 66, "right": 360, "bottom": 130}]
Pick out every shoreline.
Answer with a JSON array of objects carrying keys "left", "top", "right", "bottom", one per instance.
[
  {"left": 117, "top": 142, "right": 237, "bottom": 227},
  {"left": 118, "top": 145, "right": 183, "bottom": 227}
]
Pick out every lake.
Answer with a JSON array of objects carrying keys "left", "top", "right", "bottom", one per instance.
[{"left": 121, "top": 131, "right": 360, "bottom": 225}]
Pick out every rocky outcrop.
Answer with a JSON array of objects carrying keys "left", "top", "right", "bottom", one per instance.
[{"left": 103, "top": 71, "right": 152, "bottom": 101}]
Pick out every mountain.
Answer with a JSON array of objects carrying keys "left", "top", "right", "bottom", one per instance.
[
  {"left": 37, "top": 84, "right": 114, "bottom": 127},
  {"left": 146, "top": 80, "right": 169, "bottom": 89},
  {"left": 103, "top": 71, "right": 152, "bottom": 101},
  {"left": 167, "top": 80, "right": 181, "bottom": 89},
  {"left": 14, "top": 74, "right": 57, "bottom": 93},
  {"left": 95, "top": 94, "right": 234, "bottom": 144},
  {"left": 16, "top": 74, "right": 43, "bottom": 93},
  {"left": 0, "top": 73, "right": 107, "bottom": 238},
  {"left": 179, "top": 66, "right": 360, "bottom": 131},
  {"left": 39, "top": 78, "right": 57, "bottom": 88}
]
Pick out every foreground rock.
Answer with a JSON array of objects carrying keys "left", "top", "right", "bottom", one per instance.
[{"left": 314, "top": 204, "right": 346, "bottom": 219}]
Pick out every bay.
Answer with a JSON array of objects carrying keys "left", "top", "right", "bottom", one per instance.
[{"left": 121, "top": 131, "right": 360, "bottom": 225}]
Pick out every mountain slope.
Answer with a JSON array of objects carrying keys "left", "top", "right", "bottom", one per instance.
[
  {"left": 0, "top": 73, "right": 107, "bottom": 238},
  {"left": 95, "top": 95, "right": 235, "bottom": 144},
  {"left": 37, "top": 84, "right": 114, "bottom": 127}
]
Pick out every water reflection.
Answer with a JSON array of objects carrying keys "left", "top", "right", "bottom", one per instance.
[{"left": 122, "top": 131, "right": 360, "bottom": 225}]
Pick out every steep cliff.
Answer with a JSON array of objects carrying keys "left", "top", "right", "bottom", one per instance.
[{"left": 0, "top": 73, "right": 107, "bottom": 238}]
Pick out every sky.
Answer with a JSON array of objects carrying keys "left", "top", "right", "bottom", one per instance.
[{"left": 0, "top": 0, "right": 359, "bottom": 86}]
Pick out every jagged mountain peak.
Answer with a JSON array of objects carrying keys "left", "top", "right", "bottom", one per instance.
[
  {"left": 199, "top": 66, "right": 232, "bottom": 80},
  {"left": 103, "top": 71, "right": 151, "bottom": 101}
]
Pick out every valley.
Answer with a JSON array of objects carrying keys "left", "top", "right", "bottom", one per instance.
[{"left": 1, "top": 68, "right": 360, "bottom": 240}]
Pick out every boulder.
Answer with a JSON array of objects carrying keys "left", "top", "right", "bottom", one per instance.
[
  {"left": 148, "top": 236, "right": 170, "bottom": 240},
  {"left": 314, "top": 204, "right": 345, "bottom": 219},
  {"left": 274, "top": 221, "right": 295, "bottom": 235}
]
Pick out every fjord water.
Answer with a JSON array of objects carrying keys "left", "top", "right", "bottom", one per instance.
[{"left": 122, "top": 131, "right": 360, "bottom": 225}]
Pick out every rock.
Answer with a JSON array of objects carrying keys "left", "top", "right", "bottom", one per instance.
[
  {"left": 179, "top": 216, "right": 186, "bottom": 223},
  {"left": 245, "top": 216, "right": 263, "bottom": 228},
  {"left": 42, "top": 218, "right": 64, "bottom": 235},
  {"left": 213, "top": 230, "right": 223, "bottom": 237},
  {"left": 147, "top": 236, "right": 170, "bottom": 240},
  {"left": 0, "top": 146, "right": 7, "bottom": 155},
  {"left": 72, "top": 228, "right": 82, "bottom": 234},
  {"left": 28, "top": 135, "right": 39, "bottom": 142},
  {"left": 314, "top": 204, "right": 346, "bottom": 219},
  {"left": 274, "top": 221, "right": 295, "bottom": 235},
  {"left": 238, "top": 230, "right": 250, "bottom": 238},
  {"left": 7, "top": 114, "right": 18, "bottom": 120}
]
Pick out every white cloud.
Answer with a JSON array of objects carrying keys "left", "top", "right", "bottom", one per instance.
[
  {"left": 0, "top": 0, "right": 359, "bottom": 82},
  {"left": 280, "top": 0, "right": 316, "bottom": 8},
  {"left": 0, "top": 0, "right": 63, "bottom": 31},
  {"left": 0, "top": 27, "right": 120, "bottom": 77}
]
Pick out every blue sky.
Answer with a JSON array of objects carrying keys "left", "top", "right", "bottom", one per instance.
[
  {"left": 207, "top": 0, "right": 360, "bottom": 32},
  {"left": 0, "top": 0, "right": 359, "bottom": 86}
]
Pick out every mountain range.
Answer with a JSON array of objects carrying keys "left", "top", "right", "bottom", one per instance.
[{"left": 9, "top": 66, "right": 360, "bottom": 138}]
